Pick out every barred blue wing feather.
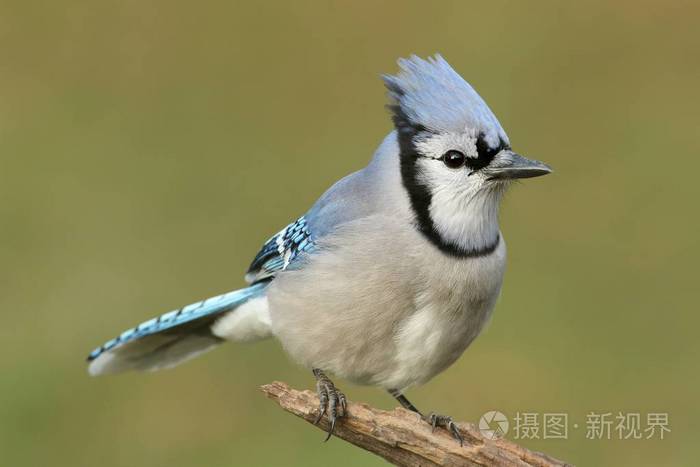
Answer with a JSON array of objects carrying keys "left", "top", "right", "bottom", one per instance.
[
  {"left": 245, "top": 216, "right": 315, "bottom": 284},
  {"left": 87, "top": 282, "right": 268, "bottom": 374}
]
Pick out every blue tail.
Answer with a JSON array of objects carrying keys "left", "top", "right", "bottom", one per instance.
[{"left": 87, "top": 282, "right": 268, "bottom": 375}]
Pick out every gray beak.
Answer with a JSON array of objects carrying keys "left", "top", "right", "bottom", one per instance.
[{"left": 484, "top": 151, "right": 552, "bottom": 180}]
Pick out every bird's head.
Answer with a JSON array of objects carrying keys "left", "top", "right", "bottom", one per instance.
[{"left": 384, "top": 55, "right": 551, "bottom": 256}]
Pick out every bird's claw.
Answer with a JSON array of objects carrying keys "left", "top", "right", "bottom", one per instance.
[
  {"left": 312, "top": 369, "right": 347, "bottom": 441},
  {"left": 424, "top": 412, "right": 464, "bottom": 446}
]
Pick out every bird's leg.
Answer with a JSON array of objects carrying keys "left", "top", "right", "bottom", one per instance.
[
  {"left": 388, "top": 389, "right": 464, "bottom": 446},
  {"left": 390, "top": 389, "right": 421, "bottom": 413},
  {"left": 312, "top": 368, "right": 347, "bottom": 441}
]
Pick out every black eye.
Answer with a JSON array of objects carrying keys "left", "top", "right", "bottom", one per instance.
[{"left": 441, "top": 150, "right": 466, "bottom": 169}]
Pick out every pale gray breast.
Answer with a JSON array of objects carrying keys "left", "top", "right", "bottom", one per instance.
[
  {"left": 389, "top": 236, "right": 507, "bottom": 389},
  {"left": 266, "top": 214, "right": 506, "bottom": 391}
]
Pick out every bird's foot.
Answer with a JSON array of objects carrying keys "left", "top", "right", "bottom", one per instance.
[
  {"left": 312, "top": 368, "right": 347, "bottom": 441},
  {"left": 423, "top": 412, "right": 464, "bottom": 446}
]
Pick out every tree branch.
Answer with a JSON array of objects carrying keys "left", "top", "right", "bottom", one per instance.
[{"left": 261, "top": 381, "right": 572, "bottom": 467}]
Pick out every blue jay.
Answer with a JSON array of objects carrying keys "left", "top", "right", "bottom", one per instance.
[{"left": 87, "top": 55, "right": 551, "bottom": 444}]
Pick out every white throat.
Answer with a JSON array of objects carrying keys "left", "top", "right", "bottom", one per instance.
[{"left": 428, "top": 177, "right": 504, "bottom": 252}]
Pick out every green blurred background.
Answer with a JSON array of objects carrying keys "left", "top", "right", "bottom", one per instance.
[{"left": 1, "top": 1, "right": 698, "bottom": 465}]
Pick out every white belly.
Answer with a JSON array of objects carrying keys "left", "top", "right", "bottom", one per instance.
[
  {"left": 384, "top": 290, "right": 498, "bottom": 391},
  {"left": 268, "top": 216, "right": 506, "bottom": 391}
]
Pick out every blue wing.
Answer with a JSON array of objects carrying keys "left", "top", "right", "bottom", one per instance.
[
  {"left": 86, "top": 283, "right": 269, "bottom": 374},
  {"left": 245, "top": 216, "right": 315, "bottom": 284}
]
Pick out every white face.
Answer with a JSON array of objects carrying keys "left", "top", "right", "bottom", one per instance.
[{"left": 412, "top": 130, "right": 508, "bottom": 252}]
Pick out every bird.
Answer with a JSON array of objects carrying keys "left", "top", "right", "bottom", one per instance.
[{"left": 86, "top": 54, "right": 551, "bottom": 444}]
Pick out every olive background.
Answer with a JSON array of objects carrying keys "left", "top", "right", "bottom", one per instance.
[{"left": 1, "top": 1, "right": 698, "bottom": 466}]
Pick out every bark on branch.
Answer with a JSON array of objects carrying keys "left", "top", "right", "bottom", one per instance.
[{"left": 261, "top": 381, "right": 572, "bottom": 467}]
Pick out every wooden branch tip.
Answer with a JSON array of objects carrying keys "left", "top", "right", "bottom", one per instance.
[{"left": 261, "top": 381, "right": 572, "bottom": 467}]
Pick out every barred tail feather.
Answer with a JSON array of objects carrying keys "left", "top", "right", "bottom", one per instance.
[{"left": 87, "top": 283, "right": 269, "bottom": 375}]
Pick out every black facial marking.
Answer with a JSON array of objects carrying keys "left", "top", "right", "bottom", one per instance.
[
  {"left": 469, "top": 133, "right": 508, "bottom": 171},
  {"left": 392, "top": 108, "right": 500, "bottom": 258}
]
